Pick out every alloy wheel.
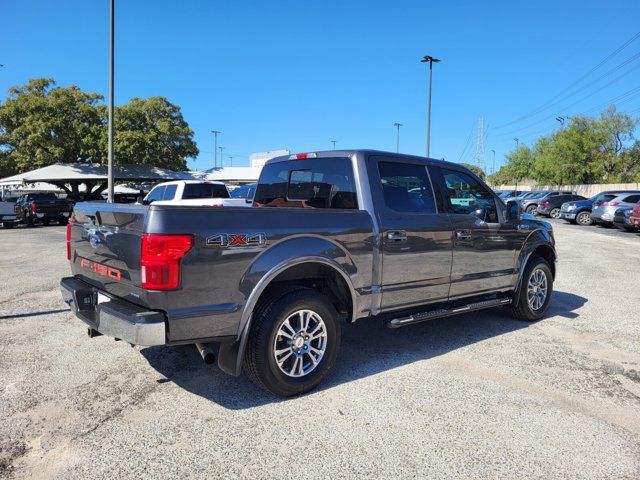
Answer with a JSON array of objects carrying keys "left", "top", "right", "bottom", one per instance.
[
  {"left": 273, "top": 309, "right": 327, "bottom": 378},
  {"left": 527, "top": 268, "right": 548, "bottom": 311}
]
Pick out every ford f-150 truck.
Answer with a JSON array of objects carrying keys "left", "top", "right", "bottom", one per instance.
[
  {"left": 10, "top": 193, "right": 72, "bottom": 228},
  {"left": 61, "top": 150, "right": 557, "bottom": 396}
]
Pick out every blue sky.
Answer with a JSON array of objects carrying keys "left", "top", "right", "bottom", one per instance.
[{"left": 2, "top": 0, "right": 640, "bottom": 172}]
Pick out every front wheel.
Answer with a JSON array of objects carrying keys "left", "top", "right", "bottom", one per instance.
[
  {"left": 243, "top": 289, "right": 342, "bottom": 397},
  {"left": 575, "top": 211, "right": 592, "bottom": 226},
  {"left": 2, "top": 222, "right": 15, "bottom": 229},
  {"left": 549, "top": 208, "right": 561, "bottom": 219},
  {"left": 510, "top": 256, "right": 553, "bottom": 321}
]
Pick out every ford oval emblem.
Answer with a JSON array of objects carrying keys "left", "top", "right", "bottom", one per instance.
[{"left": 89, "top": 234, "right": 101, "bottom": 249}]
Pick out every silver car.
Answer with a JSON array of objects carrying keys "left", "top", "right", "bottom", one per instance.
[{"left": 591, "top": 192, "right": 640, "bottom": 225}]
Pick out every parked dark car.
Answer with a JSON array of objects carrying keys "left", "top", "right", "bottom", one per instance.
[
  {"left": 613, "top": 206, "right": 639, "bottom": 232},
  {"left": 61, "top": 150, "right": 557, "bottom": 397},
  {"left": 520, "top": 190, "right": 574, "bottom": 215},
  {"left": 536, "top": 194, "right": 586, "bottom": 218},
  {"left": 7, "top": 193, "right": 72, "bottom": 228},
  {"left": 560, "top": 190, "right": 640, "bottom": 226}
]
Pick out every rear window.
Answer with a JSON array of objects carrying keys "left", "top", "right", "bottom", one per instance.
[
  {"left": 254, "top": 158, "right": 358, "bottom": 209},
  {"left": 27, "top": 194, "right": 58, "bottom": 201},
  {"left": 183, "top": 183, "right": 229, "bottom": 199}
]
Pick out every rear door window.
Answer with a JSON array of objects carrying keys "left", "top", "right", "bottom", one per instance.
[
  {"left": 254, "top": 158, "right": 358, "bottom": 209},
  {"left": 378, "top": 162, "right": 436, "bottom": 213}
]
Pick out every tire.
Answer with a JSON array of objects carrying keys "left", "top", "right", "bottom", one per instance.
[
  {"left": 510, "top": 256, "right": 553, "bottom": 322},
  {"left": 42, "top": 219, "right": 50, "bottom": 226},
  {"left": 243, "top": 289, "right": 342, "bottom": 397},
  {"left": 549, "top": 208, "right": 561, "bottom": 219},
  {"left": 59, "top": 218, "right": 69, "bottom": 225},
  {"left": 623, "top": 225, "right": 637, "bottom": 232},
  {"left": 2, "top": 222, "right": 15, "bottom": 229},
  {"left": 525, "top": 204, "right": 537, "bottom": 215},
  {"left": 575, "top": 211, "right": 592, "bottom": 226}
]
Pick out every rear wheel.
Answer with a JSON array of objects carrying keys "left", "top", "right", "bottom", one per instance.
[
  {"left": 243, "top": 289, "right": 341, "bottom": 397},
  {"left": 510, "top": 256, "right": 553, "bottom": 322},
  {"left": 576, "top": 211, "right": 592, "bottom": 226},
  {"left": 525, "top": 204, "right": 537, "bottom": 215},
  {"left": 549, "top": 208, "right": 561, "bottom": 219},
  {"left": 2, "top": 222, "right": 14, "bottom": 229}
]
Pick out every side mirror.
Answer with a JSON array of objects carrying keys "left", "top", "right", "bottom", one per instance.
[{"left": 506, "top": 199, "right": 520, "bottom": 222}]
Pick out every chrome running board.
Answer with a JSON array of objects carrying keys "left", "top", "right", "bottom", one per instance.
[{"left": 387, "top": 297, "right": 512, "bottom": 329}]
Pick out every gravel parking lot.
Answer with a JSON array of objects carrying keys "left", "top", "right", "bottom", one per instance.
[{"left": 1, "top": 220, "right": 639, "bottom": 479}]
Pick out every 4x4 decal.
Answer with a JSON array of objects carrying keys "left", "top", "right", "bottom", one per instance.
[{"left": 206, "top": 233, "right": 268, "bottom": 247}]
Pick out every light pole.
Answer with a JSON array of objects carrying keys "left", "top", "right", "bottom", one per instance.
[
  {"left": 331, "top": 140, "right": 337, "bottom": 150},
  {"left": 219, "top": 147, "right": 225, "bottom": 166},
  {"left": 421, "top": 55, "right": 440, "bottom": 158},
  {"left": 107, "top": 0, "right": 115, "bottom": 203},
  {"left": 491, "top": 149, "right": 496, "bottom": 175},
  {"left": 514, "top": 138, "right": 519, "bottom": 149},
  {"left": 555, "top": 116, "right": 566, "bottom": 129},
  {"left": 393, "top": 123, "right": 403, "bottom": 153},
  {"left": 229, "top": 156, "right": 233, "bottom": 166},
  {"left": 211, "top": 130, "right": 221, "bottom": 168}
]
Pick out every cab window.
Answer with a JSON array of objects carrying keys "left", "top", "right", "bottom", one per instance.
[
  {"left": 441, "top": 169, "right": 498, "bottom": 223},
  {"left": 378, "top": 162, "right": 436, "bottom": 213},
  {"left": 145, "top": 186, "right": 166, "bottom": 203}
]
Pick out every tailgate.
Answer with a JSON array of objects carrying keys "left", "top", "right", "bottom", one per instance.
[
  {"left": 69, "top": 202, "right": 148, "bottom": 303},
  {"left": 37, "top": 201, "right": 70, "bottom": 214}
]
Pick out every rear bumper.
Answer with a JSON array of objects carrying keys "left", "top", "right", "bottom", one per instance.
[{"left": 60, "top": 276, "right": 166, "bottom": 346}]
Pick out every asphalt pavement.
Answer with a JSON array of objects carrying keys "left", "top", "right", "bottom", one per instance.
[{"left": 1, "top": 220, "right": 639, "bottom": 479}]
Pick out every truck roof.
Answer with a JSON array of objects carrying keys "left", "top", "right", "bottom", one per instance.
[
  {"left": 153, "top": 180, "right": 226, "bottom": 186},
  {"left": 265, "top": 149, "right": 458, "bottom": 168}
]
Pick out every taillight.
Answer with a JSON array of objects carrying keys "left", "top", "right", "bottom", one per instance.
[
  {"left": 601, "top": 201, "right": 619, "bottom": 206},
  {"left": 31, "top": 203, "right": 37, "bottom": 214},
  {"left": 66, "top": 221, "right": 73, "bottom": 260},
  {"left": 542, "top": 201, "right": 549, "bottom": 207},
  {"left": 140, "top": 234, "right": 193, "bottom": 290}
]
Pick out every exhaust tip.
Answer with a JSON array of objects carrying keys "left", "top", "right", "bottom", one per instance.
[{"left": 195, "top": 343, "right": 216, "bottom": 365}]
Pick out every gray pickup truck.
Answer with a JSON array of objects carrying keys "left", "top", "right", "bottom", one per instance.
[{"left": 61, "top": 150, "right": 557, "bottom": 396}]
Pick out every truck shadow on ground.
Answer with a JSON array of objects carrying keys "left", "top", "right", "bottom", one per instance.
[{"left": 141, "top": 290, "right": 587, "bottom": 410}]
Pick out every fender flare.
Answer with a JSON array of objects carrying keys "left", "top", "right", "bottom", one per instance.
[
  {"left": 217, "top": 253, "right": 358, "bottom": 377},
  {"left": 514, "top": 229, "right": 557, "bottom": 295}
]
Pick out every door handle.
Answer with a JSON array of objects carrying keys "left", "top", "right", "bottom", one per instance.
[
  {"left": 455, "top": 230, "right": 472, "bottom": 240},
  {"left": 387, "top": 231, "right": 407, "bottom": 242}
]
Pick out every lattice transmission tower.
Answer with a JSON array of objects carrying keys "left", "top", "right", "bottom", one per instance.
[{"left": 472, "top": 116, "right": 486, "bottom": 175}]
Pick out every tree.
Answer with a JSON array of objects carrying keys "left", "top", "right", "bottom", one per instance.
[
  {"left": 0, "top": 78, "right": 105, "bottom": 172},
  {"left": 104, "top": 97, "right": 199, "bottom": 171},
  {"left": 0, "top": 78, "right": 199, "bottom": 175},
  {"left": 459, "top": 163, "right": 486, "bottom": 179}
]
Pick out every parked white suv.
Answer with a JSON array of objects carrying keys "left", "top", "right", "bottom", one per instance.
[{"left": 143, "top": 181, "right": 251, "bottom": 207}]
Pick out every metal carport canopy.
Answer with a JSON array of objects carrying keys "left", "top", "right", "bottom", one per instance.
[{"left": 0, "top": 163, "right": 194, "bottom": 185}]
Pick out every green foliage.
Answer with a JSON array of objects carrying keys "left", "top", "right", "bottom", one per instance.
[
  {"left": 458, "top": 163, "right": 486, "bottom": 179},
  {"left": 0, "top": 78, "right": 199, "bottom": 175},
  {"left": 489, "top": 107, "right": 639, "bottom": 185}
]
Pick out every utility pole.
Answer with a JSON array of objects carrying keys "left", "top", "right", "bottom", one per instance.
[
  {"left": 331, "top": 140, "right": 337, "bottom": 150},
  {"left": 219, "top": 147, "right": 225, "bottom": 166},
  {"left": 211, "top": 130, "right": 221, "bottom": 168},
  {"left": 393, "top": 123, "right": 403, "bottom": 153},
  {"left": 229, "top": 156, "right": 233, "bottom": 166},
  {"left": 107, "top": 0, "right": 115, "bottom": 203},
  {"left": 421, "top": 55, "right": 441, "bottom": 158}
]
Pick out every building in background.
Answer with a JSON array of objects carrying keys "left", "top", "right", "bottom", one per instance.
[{"left": 250, "top": 150, "right": 290, "bottom": 169}]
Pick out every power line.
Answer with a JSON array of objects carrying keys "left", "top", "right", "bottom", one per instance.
[
  {"left": 456, "top": 123, "right": 475, "bottom": 162},
  {"left": 496, "top": 62, "right": 640, "bottom": 137},
  {"left": 495, "top": 29, "right": 640, "bottom": 129}
]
